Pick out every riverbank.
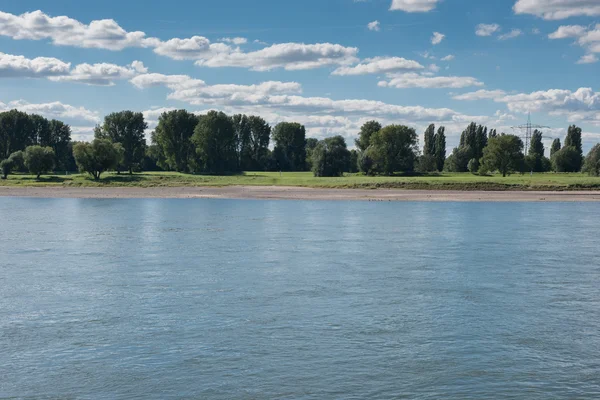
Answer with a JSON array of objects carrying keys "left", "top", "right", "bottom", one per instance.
[
  {"left": 2, "top": 171, "right": 600, "bottom": 191},
  {"left": 2, "top": 185, "right": 600, "bottom": 201}
]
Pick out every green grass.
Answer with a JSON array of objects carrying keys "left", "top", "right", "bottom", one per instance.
[{"left": 2, "top": 171, "right": 600, "bottom": 191}]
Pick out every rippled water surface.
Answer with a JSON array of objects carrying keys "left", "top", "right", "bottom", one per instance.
[{"left": 1, "top": 198, "right": 600, "bottom": 399}]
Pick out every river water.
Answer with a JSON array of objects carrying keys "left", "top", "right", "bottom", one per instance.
[{"left": 1, "top": 198, "right": 599, "bottom": 399}]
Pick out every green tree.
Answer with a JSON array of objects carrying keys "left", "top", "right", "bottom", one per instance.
[
  {"left": 445, "top": 146, "right": 472, "bottom": 172},
  {"left": 423, "top": 124, "right": 435, "bottom": 156},
  {"left": 433, "top": 126, "right": 446, "bottom": 171},
  {"left": 564, "top": 125, "right": 583, "bottom": 171},
  {"left": 24, "top": 145, "right": 55, "bottom": 179},
  {"left": 47, "top": 120, "right": 72, "bottom": 170},
  {"left": 526, "top": 129, "right": 549, "bottom": 172},
  {"left": 232, "top": 114, "right": 251, "bottom": 170},
  {"left": 0, "top": 110, "right": 34, "bottom": 159},
  {"left": 468, "top": 158, "right": 480, "bottom": 174},
  {"left": 552, "top": 146, "right": 582, "bottom": 173},
  {"left": 311, "top": 135, "right": 350, "bottom": 177},
  {"left": 582, "top": 144, "right": 600, "bottom": 176},
  {"left": 0, "top": 151, "right": 23, "bottom": 179},
  {"left": 358, "top": 148, "right": 376, "bottom": 175},
  {"left": 417, "top": 154, "right": 438, "bottom": 173},
  {"left": 348, "top": 149, "right": 359, "bottom": 173},
  {"left": 355, "top": 121, "right": 382, "bottom": 152},
  {"left": 152, "top": 110, "right": 198, "bottom": 172},
  {"left": 95, "top": 111, "right": 147, "bottom": 173},
  {"left": 481, "top": 134, "right": 524, "bottom": 177},
  {"left": 246, "top": 116, "right": 271, "bottom": 171},
  {"left": 73, "top": 139, "right": 124, "bottom": 180},
  {"left": 369, "top": 125, "right": 418, "bottom": 175},
  {"left": 272, "top": 122, "right": 306, "bottom": 171},
  {"left": 30, "top": 114, "right": 52, "bottom": 146},
  {"left": 192, "top": 111, "right": 238, "bottom": 174},
  {"left": 305, "top": 137, "right": 319, "bottom": 170},
  {"left": 550, "top": 138, "right": 561, "bottom": 158}
]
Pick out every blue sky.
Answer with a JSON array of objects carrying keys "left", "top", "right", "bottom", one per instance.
[{"left": 0, "top": 0, "right": 599, "bottom": 153}]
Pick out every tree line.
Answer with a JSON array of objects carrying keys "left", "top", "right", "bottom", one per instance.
[{"left": 1, "top": 108, "right": 599, "bottom": 180}]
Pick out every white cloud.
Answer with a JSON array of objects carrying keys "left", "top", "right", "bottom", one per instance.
[
  {"left": 548, "top": 25, "right": 587, "bottom": 39},
  {"left": 476, "top": 23, "right": 501, "bottom": 37},
  {"left": 0, "top": 100, "right": 100, "bottom": 123},
  {"left": 513, "top": 0, "right": 600, "bottom": 20},
  {"left": 130, "top": 72, "right": 472, "bottom": 123},
  {"left": 0, "top": 10, "right": 157, "bottom": 51},
  {"left": 219, "top": 37, "right": 247, "bottom": 45},
  {"left": 194, "top": 42, "right": 359, "bottom": 71},
  {"left": 367, "top": 20, "right": 381, "bottom": 31},
  {"left": 548, "top": 24, "right": 600, "bottom": 61},
  {"left": 50, "top": 61, "right": 147, "bottom": 86},
  {"left": 577, "top": 54, "right": 599, "bottom": 64},
  {"left": 0, "top": 10, "right": 359, "bottom": 72},
  {"left": 0, "top": 52, "right": 71, "bottom": 78},
  {"left": 331, "top": 57, "right": 424, "bottom": 75},
  {"left": 378, "top": 72, "right": 484, "bottom": 89},
  {"left": 452, "top": 89, "right": 508, "bottom": 101},
  {"left": 0, "top": 52, "right": 146, "bottom": 86},
  {"left": 390, "top": 0, "right": 440, "bottom": 12},
  {"left": 152, "top": 36, "right": 232, "bottom": 60},
  {"left": 419, "top": 51, "right": 436, "bottom": 60},
  {"left": 431, "top": 32, "right": 445, "bottom": 45},
  {"left": 453, "top": 87, "right": 600, "bottom": 125},
  {"left": 498, "top": 29, "right": 523, "bottom": 40},
  {"left": 441, "top": 54, "right": 455, "bottom": 61}
]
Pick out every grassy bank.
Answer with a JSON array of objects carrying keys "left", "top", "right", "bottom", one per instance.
[{"left": 2, "top": 171, "right": 600, "bottom": 191}]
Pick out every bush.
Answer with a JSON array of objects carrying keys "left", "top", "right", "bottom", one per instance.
[
  {"left": 467, "top": 158, "right": 480, "bottom": 174},
  {"left": 417, "top": 154, "right": 438, "bottom": 173},
  {"left": 552, "top": 146, "right": 582, "bottom": 173},
  {"left": 358, "top": 148, "right": 376, "bottom": 175},
  {"left": 0, "top": 151, "right": 25, "bottom": 179},
  {"left": 24, "top": 146, "right": 55, "bottom": 179},
  {"left": 582, "top": 144, "right": 600, "bottom": 176},
  {"left": 0, "top": 159, "right": 13, "bottom": 179}
]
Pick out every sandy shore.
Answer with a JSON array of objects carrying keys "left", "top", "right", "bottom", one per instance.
[{"left": 2, "top": 185, "right": 600, "bottom": 202}]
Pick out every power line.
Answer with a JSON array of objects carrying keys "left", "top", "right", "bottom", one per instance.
[{"left": 511, "top": 113, "right": 550, "bottom": 153}]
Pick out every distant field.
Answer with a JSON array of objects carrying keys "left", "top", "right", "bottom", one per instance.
[{"left": 2, "top": 171, "right": 600, "bottom": 191}]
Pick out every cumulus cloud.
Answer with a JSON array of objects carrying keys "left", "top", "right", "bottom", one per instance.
[
  {"left": 194, "top": 42, "right": 359, "bottom": 71},
  {"left": 476, "top": 23, "right": 501, "bottom": 37},
  {"left": 441, "top": 55, "right": 455, "bottom": 61},
  {"left": 130, "top": 72, "right": 471, "bottom": 123},
  {"left": 431, "top": 32, "right": 445, "bottom": 45},
  {"left": 378, "top": 72, "right": 484, "bottom": 89},
  {"left": 0, "top": 52, "right": 147, "bottom": 86},
  {"left": 0, "top": 10, "right": 360, "bottom": 72},
  {"left": 452, "top": 89, "right": 508, "bottom": 101},
  {"left": 548, "top": 24, "right": 600, "bottom": 62},
  {"left": 219, "top": 37, "right": 247, "bottom": 45},
  {"left": 548, "top": 25, "right": 588, "bottom": 39},
  {"left": 50, "top": 61, "right": 147, "bottom": 86},
  {"left": 367, "top": 20, "right": 381, "bottom": 31},
  {"left": 390, "top": 0, "right": 440, "bottom": 12},
  {"left": 513, "top": 0, "right": 600, "bottom": 20},
  {"left": 0, "top": 100, "right": 100, "bottom": 122},
  {"left": 331, "top": 57, "right": 424, "bottom": 75},
  {"left": 0, "top": 10, "right": 157, "bottom": 50},
  {"left": 577, "top": 54, "right": 599, "bottom": 64},
  {"left": 498, "top": 29, "right": 523, "bottom": 40},
  {"left": 453, "top": 87, "right": 600, "bottom": 125},
  {"left": 0, "top": 52, "right": 71, "bottom": 78}
]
